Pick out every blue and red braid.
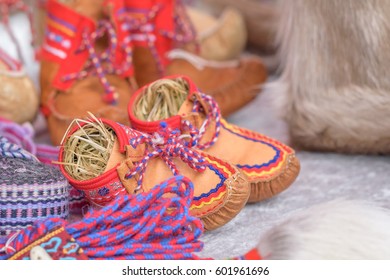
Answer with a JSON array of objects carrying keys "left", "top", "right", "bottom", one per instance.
[{"left": 0, "top": 176, "right": 204, "bottom": 260}]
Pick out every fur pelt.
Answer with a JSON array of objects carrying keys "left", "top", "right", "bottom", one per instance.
[
  {"left": 269, "top": 0, "right": 390, "bottom": 154},
  {"left": 257, "top": 200, "right": 390, "bottom": 259}
]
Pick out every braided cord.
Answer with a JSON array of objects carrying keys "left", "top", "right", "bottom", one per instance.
[
  {"left": 181, "top": 92, "right": 222, "bottom": 150},
  {"left": 125, "top": 123, "right": 206, "bottom": 191},
  {"left": 0, "top": 176, "right": 203, "bottom": 260},
  {"left": 0, "top": 119, "right": 59, "bottom": 164},
  {"left": 0, "top": 136, "right": 36, "bottom": 161},
  {"left": 0, "top": 218, "right": 66, "bottom": 258}
]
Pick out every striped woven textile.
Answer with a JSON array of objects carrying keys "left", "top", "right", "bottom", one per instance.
[
  {"left": 0, "top": 118, "right": 86, "bottom": 214},
  {"left": 0, "top": 137, "right": 69, "bottom": 237}
]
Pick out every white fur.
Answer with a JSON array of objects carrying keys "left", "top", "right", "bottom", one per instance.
[
  {"left": 258, "top": 200, "right": 390, "bottom": 259},
  {"left": 269, "top": 0, "right": 390, "bottom": 153}
]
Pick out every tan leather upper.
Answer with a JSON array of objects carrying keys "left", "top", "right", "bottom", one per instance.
[{"left": 177, "top": 97, "right": 282, "bottom": 177}]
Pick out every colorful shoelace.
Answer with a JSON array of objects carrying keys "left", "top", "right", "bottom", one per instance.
[
  {"left": 181, "top": 92, "right": 222, "bottom": 150},
  {"left": 61, "top": 20, "right": 132, "bottom": 105},
  {"left": 125, "top": 122, "right": 207, "bottom": 192}
]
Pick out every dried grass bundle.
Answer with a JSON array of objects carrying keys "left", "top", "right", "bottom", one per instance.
[
  {"left": 59, "top": 114, "right": 115, "bottom": 181},
  {"left": 134, "top": 78, "right": 189, "bottom": 121}
]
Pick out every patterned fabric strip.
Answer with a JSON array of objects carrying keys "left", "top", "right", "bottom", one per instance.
[
  {"left": 0, "top": 158, "right": 70, "bottom": 238},
  {"left": 8, "top": 226, "right": 87, "bottom": 260},
  {"left": 42, "top": 12, "right": 77, "bottom": 60}
]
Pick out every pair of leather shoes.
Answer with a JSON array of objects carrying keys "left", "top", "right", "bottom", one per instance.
[{"left": 58, "top": 75, "right": 300, "bottom": 231}]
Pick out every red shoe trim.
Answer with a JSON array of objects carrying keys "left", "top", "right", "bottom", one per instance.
[
  {"left": 58, "top": 118, "right": 137, "bottom": 205},
  {"left": 40, "top": 0, "right": 96, "bottom": 90},
  {"left": 154, "top": 0, "right": 175, "bottom": 67}
]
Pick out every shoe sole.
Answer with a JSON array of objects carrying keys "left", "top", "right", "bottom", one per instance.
[
  {"left": 246, "top": 154, "right": 300, "bottom": 203},
  {"left": 198, "top": 168, "right": 251, "bottom": 231}
]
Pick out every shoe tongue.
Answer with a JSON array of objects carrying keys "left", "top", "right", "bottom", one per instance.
[
  {"left": 177, "top": 99, "right": 195, "bottom": 116},
  {"left": 104, "top": 138, "right": 125, "bottom": 172},
  {"left": 176, "top": 93, "right": 209, "bottom": 130},
  {"left": 123, "top": 0, "right": 174, "bottom": 66}
]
